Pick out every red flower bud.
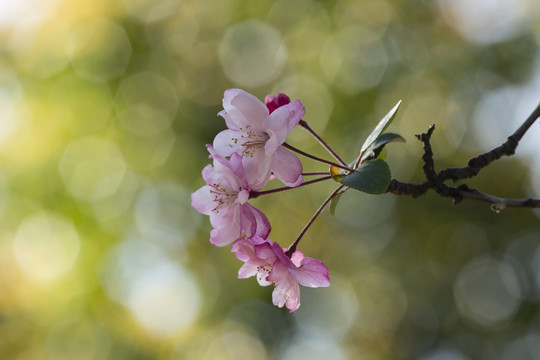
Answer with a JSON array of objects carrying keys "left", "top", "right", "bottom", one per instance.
[{"left": 265, "top": 93, "right": 291, "bottom": 114}]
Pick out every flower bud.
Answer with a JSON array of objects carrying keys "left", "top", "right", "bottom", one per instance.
[{"left": 265, "top": 93, "right": 290, "bottom": 114}]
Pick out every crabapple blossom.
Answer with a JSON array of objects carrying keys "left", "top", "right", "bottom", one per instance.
[
  {"left": 231, "top": 235, "right": 273, "bottom": 286},
  {"left": 213, "top": 89, "right": 305, "bottom": 189},
  {"left": 191, "top": 146, "right": 270, "bottom": 247},
  {"left": 232, "top": 236, "right": 330, "bottom": 312}
]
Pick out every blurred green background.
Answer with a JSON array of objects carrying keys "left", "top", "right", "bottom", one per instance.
[{"left": 1, "top": 0, "right": 540, "bottom": 359}]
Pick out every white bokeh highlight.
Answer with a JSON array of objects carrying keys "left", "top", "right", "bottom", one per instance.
[
  {"left": 13, "top": 211, "right": 80, "bottom": 282},
  {"left": 126, "top": 263, "right": 201, "bottom": 337},
  {"left": 69, "top": 19, "right": 132, "bottom": 82},
  {"left": 115, "top": 72, "right": 178, "bottom": 137},
  {"left": 135, "top": 182, "right": 200, "bottom": 249},
  {"left": 437, "top": 0, "right": 533, "bottom": 44},
  {"left": 59, "top": 136, "right": 127, "bottom": 202},
  {"left": 280, "top": 329, "right": 345, "bottom": 360},
  {"left": 219, "top": 20, "right": 287, "bottom": 87},
  {"left": 102, "top": 239, "right": 201, "bottom": 337},
  {"left": 454, "top": 256, "right": 522, "bottom": 328}
]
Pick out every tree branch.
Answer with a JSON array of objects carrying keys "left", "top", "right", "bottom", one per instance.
[
  {"left": 455, "top": 184, "right": 540, "bottom": 210},
  {"left": 438, "top": 102, "right": 540, "bottom": 182},
  {"left": 384, "top": 102, "right": 540, "bottom": 210}
]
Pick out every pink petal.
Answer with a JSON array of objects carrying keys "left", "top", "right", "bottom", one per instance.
[
  {"left": 291, "top": 257, "right": 330, "bottom": 288},
  {"left": 264, "top": 128, "right": 281, "bottom": 157},
  {"left": 254, "top": 242, "right": 277, "bottom": 264},
  {"left": 270, "top": 263, "right": 301, "bottom": 312},
  {"left": 231, "top": 237, "right": 255, "bottom": 262},
  {"left": 201, "top": 164, "right": 214, "bottom": 183},
  {"left": 290, "top": 249, "right": 305, "bottom": 267},
  {"left": 221, "top": 89, "right": 269, "bottom": 132},
  {"left": 242, "top": 149, "right": 272, "bottom": 191},
  {"left": 270, "top": 147, "right": 303, "bottom": 187},
  {"left": 256, "top": 268, "right": 273, "bottom": 287},
  {"left": 238, "top": 262, "right": 258, "bottom": 279},
  {"left": 191, "top": 186, "right": 216, "bottom": 215},
  {"left": 272, "top": 285, "right": 288, "bottom": 308},
  {"left": 213, "top": 129, "right": 244, "bottom": 157},
  {"left": 267, "top": 99, "right": 305, "bottom": 144},
  {"left": 205, "top": 149, "right": 244, "bottom": 192},
  {"left": 270, "top": 242, "right": 294, "bottom": 268},
  {"left": 270, "top": 264, "right": 290, "bottom": 307},
  {"left": 228, "top": 152, "right": 245, "bottom": 178},
  {"left": 246, "top": 235, "right": 271, "bottom": 245},
  {"left": 241, "top": 203, "right": 271, "bottom": 239},
  {"left": 209, "top": 206, "right": 242, "bottom": 247},
  {"left": 204, "top": 171, "right": 240, "bottom": 198},
  {"left": 205, "top": 145, "right": 228, "bottom": 172},
  {"left": 284, "top": 283, "right": 301, "bottom": 312},
  {"left": 207, "top": 145, "right": 234, "bottom": 173},
  {"left": 237, "top": 189, "right": 249, "bottom": 205},
  {"left": 232, "top": 237, "right": 273, "bottom": 286}
]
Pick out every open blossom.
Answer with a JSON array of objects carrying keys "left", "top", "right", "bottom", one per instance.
[
  {"left": 191, "top": 146, "right": 271, "bottom": 247},
  {"left": 213, "top": 89, "right": 305, "bottom": 189},
  {"left": 232, "top": 237, "right": 330, "bottom": 312},
  {"left": 231, "top": 235, "right": 273, "bottom": 286}
]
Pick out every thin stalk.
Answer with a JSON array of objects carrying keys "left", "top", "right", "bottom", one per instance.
[
  {"left": 249, "top": 176, "right": 332, "bottom": 199},
  {"left": 285, "top": 184, "right": 345, "bottom": 257},
  {"left": 300, "top": 120, "right": 348, "bottom": 167},
  {"left": 302, "top": 172, "right": 330, "bottom": 176},
  {"left": 283, "top": 143, "right": 353, "bottom": 172}
]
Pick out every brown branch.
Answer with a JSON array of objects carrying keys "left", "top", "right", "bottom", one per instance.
[
  {"left": 384, "top": 112, "right": 540, "bottom": 209},
  {"left": 385, "top": 179, "right": 429, "bottom": 198},
  {"left": 438, "top": 102, "right": 540, "bottom": 182},
  {"left": 456, "top": 184, "right": 540, "bottom": 209},
  {"left": 414, "top": 124, "right": 464, "bottom": 201}
]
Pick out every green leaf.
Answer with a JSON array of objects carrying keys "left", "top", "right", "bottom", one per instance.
[
  {"left": 376, "top": 147, "right": 387, "bottom": 161},
  {"left": 369, "top": 132, "right": 405, "bottom": 151},
  {"left": 340, "top": 159, "right": 391, "bottom": 194},
  {"left": 329, "top": 189, "right": 348, "bottom": 215},
  {"left": 361, "top": 133, "right": 405, "bottom": 162},
  {"left": 357, "top": 100, "right": 402, "bottom": 164}
]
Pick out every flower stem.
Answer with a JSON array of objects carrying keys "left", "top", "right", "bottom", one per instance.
[
  {"left": 302, "top": 172, "right": 330, "bottom": 176},
  {"left": 249, "top": 176, "right": 332, "bottom": 199},
  {"left": 285, "top": 184, "right": 345, "bottom": 257},
  {"left": 299, "top": 120, "right": 348, "bottom": 167},
  {"left": 283, "top": 143, "right": 353, "bottom": 172}
]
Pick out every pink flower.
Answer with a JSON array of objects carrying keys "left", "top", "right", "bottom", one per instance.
[
  {"left": 232, "top": 237, "right": 330, "bottom": 312},
  {"left": 265, "top": 93, "right": 290, "bottom": 114},
  {"left": 191, "top": 146, "right": 271, "bottom": 247},
  {"left": 231, "top": 236, "right": 273, "bottom": 286},
  {"left": 213, "top": 89, "right": 305, "bottom": 189}
]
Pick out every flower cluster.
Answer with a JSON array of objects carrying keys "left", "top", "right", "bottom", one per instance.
[{"left": 192, "top": 89, "right": 330, "bottom": 312}]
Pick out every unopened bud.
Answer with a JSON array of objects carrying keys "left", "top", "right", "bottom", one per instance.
[{"left": 265, "top": 93, "right": 290, "bottom": 114}]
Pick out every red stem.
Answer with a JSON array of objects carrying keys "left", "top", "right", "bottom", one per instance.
[
  {"left": 283, "top": 143, "right": 353, "bottom": 172},
  {"left": 285, "top": 185, "right": 345, "bottom": 257},
  {"left": 249, "top": 176, "right": 332, "bottom": 199}
]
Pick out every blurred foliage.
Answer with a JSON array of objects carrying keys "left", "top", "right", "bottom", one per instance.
[{"left": 1, "top": 0, "right": 540, "bottom": 359}]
